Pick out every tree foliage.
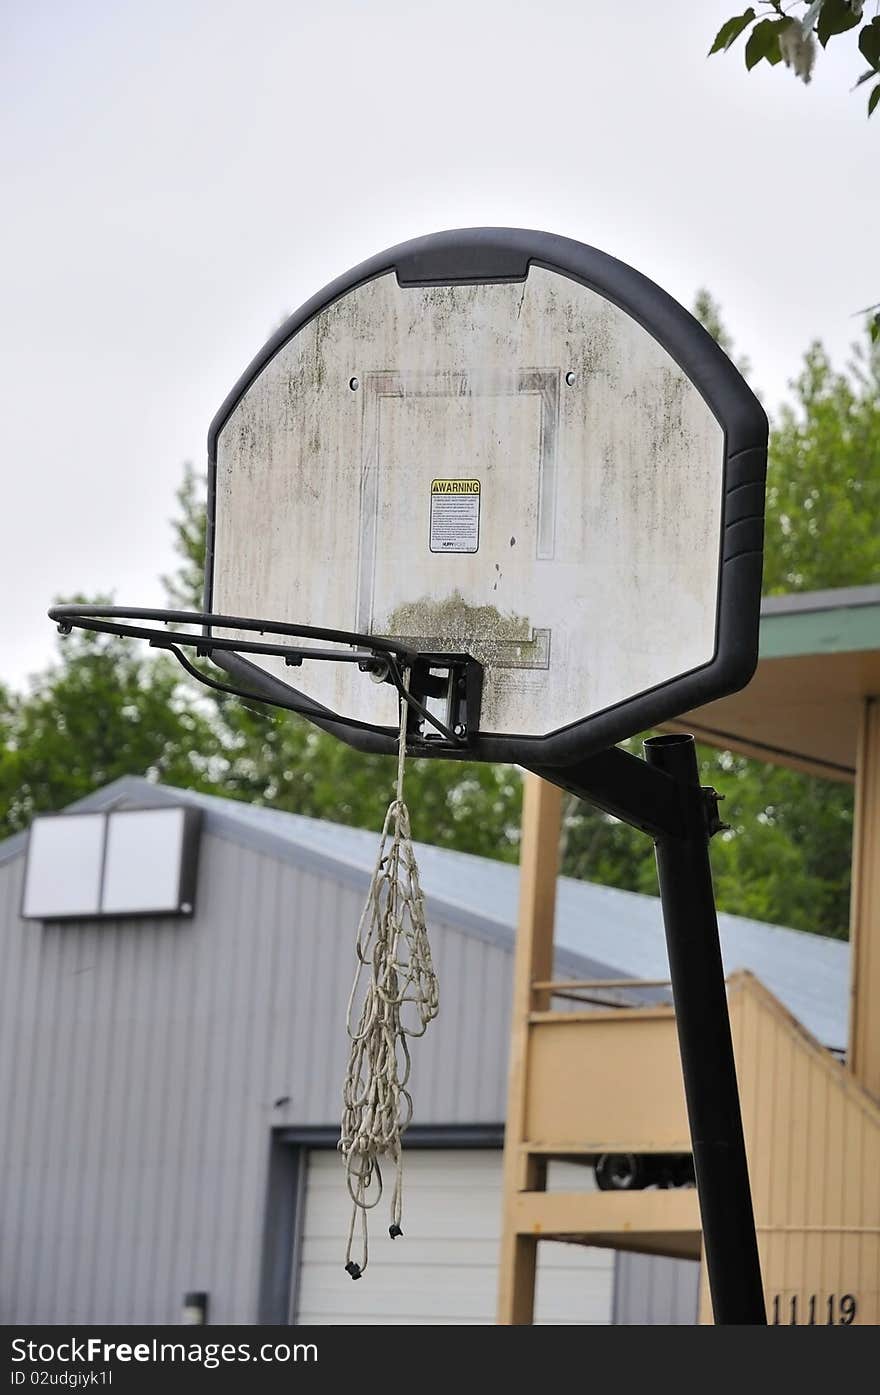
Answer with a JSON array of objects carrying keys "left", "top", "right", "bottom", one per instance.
[
  {"left": 710, "top": 2, "right": 880, "bottom": 118},
  {"left": 205, "top": 691, "right": 523, "bottom": 861},
  {"left": 161, "top": 464, "right": 207, "bottom": 610},
  {"left": 560, "top": 744, "right": 854, "bottom": 938},
  {"left": 691, "top": 289, "right": 752, "bottom": 380},
  {"left": 763, "top": 337, "right": 880, "bottom": 591},
  {"left": 0, "top": 618, "right": 222, "bottom": 839}
]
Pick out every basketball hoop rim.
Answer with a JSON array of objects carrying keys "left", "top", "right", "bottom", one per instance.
[{"left": 47, "top": 603, "right": 475, "bottom": 749}]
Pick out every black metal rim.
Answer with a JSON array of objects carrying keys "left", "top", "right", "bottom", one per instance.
[{"left": 47, "top": 604, "right": 469, "bottom": 748}]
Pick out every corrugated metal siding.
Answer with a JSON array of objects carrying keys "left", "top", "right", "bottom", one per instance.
[
  {"left": 613, "top": 1253, "right": 700, "bottom": 1324},
  {"left": 0, "top": 828, "right": 513, "bottom": 1324},
  {"left": 712, "top": 972, "right": 880, "bottom": 1326}
]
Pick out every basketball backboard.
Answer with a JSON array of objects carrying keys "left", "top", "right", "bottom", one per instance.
[{"left": 205, "top": 228, "right": 767, "bottom": 765}]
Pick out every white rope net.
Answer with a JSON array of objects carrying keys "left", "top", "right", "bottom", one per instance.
[{"left": 339, "top": 693, "right": 439, "bottom": 1279}]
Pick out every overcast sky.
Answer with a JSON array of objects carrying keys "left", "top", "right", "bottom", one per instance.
[{"left": 2, "top": 1, "right": 876, "bottom": 690}]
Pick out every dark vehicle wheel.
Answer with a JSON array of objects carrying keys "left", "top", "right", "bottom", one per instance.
[
  {"left": 670, "top": 1154, "right": 696, "bottom": 1188},
  {"left": 594, "top": 1153, "right": 647, "bottom": 1191}
]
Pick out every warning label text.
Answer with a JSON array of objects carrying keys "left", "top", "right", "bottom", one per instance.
[{"left": 429, "top": 479, "right": 481, "bottom": 553}]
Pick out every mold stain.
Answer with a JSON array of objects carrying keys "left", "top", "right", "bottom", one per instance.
[{"left": 380, "top": 591, "right": 542, "bottom": 670}]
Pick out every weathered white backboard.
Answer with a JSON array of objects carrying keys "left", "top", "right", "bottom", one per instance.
[{"left": 207, "top": 230, "right": 767, "bottom": 764}]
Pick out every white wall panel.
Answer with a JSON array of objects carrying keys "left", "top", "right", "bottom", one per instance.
[{"left": 295, "top": 1151, "right": 614, "bottom": 1325}]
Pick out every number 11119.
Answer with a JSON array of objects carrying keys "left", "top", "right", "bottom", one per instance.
[{"left": 771, "top": 1293, "right": 857, "bottom": 1325}]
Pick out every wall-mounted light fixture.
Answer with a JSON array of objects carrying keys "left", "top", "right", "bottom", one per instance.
[
  {"left": 21, "top": 806, "right": 202, "bottom": 922},
  {"left": 181, "top": 1290, "right": 209, "bottom": 1325}
]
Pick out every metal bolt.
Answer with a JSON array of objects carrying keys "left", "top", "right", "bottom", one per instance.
[
  {"left": 565, "top": 371, "right": 576, "bottom": 387},
  {"left": 349, "top": 376, "right": 359, "bottom": 391},
  {"left": 454, "top": 723, "right": 466, "bottom": 738}
]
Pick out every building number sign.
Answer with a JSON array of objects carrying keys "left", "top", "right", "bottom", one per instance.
[{"left": 771, "top": 1293, "right": 857, "bottom": 1325}]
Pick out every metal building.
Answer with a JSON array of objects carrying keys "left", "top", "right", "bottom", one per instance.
[{"left": 0, "top": 776, "right": 848, "bottom": 1325}]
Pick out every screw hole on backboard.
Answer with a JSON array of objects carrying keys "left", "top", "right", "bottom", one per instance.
[{"left": 349, "top": 377, "right": 359, "bottom": 391}]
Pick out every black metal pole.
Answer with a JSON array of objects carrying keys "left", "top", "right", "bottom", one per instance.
[{"left": 644, "top": 733, "right": 765, "bottom": 1324}]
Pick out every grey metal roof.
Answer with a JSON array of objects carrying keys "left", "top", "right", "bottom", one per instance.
[
  {"left": 760, "top": 584, "right": 880, "bottom": 617},
  {"left": 0, "top": 774, "right": 850, "bottom": 1049}
]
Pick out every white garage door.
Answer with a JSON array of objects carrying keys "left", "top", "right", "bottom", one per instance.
[{"left": 294, "top": 1149, "right": 614, "bottom": 1325}]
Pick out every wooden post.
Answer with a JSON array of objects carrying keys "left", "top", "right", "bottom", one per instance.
[
  {"left": 497, "top": 774, "right": 563, "bottom": 1324},
  {"left": 848, "top": 698, "right": 880, "bottom": 1101}
]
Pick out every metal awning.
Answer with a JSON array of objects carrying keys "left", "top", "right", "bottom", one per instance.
[{"left": 663, "top": 585, "right": 880, "bottom": 781}]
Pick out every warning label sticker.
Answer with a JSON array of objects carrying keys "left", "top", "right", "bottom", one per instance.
[{"left": 430, "top": 479, "right": 481, "bottom": 554}]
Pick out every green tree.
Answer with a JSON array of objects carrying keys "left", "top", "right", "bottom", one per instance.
[
  {"left": 764, "top": 338, "right": 880, "bottom": 591},
  {"left": 0, "top": 618, "right": 223, "bottom": 839},
  {"left": 161, "top": 463, "right": 207, "bottom": 609},
  {"left": 207, "top": 693, "right": 523, "bottom": 861},
  {"left": 561, "top": 746, "right": 854, "bottom": 939},
  {"left": 703, "top": 752, "right": 853, "bottom": 935},
  {"left": 692, "top": 289, "right": 752, "bottom": 380}
]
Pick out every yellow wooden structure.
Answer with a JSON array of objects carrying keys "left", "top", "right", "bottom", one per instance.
[
  {"left": 498, "top": 588, "right": 880, "bottom": 1325},
  {"left": 665, "top": 587, "right": 880, "bottom": 1103}
]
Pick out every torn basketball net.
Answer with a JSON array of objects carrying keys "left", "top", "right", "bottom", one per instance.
[{"left": 340, "top": 696, "right": 439, "bottom": 1279}]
